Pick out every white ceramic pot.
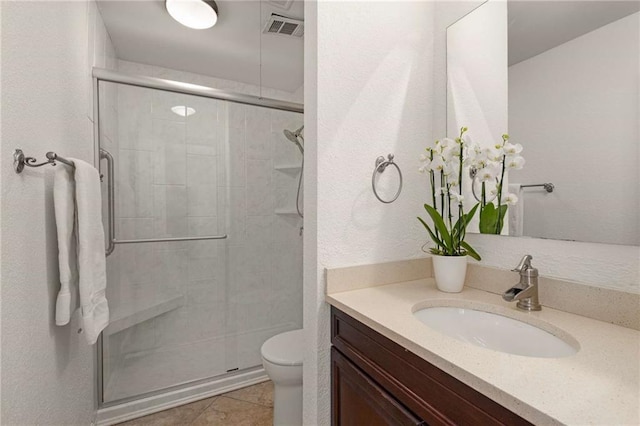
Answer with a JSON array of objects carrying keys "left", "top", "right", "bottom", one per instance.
[{"left": 431, "top": 255, "right": 468, "bottom": 293}]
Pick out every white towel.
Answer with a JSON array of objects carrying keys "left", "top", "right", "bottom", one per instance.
[
  {"left": 54, "top": 159, "right": 109, "bottom": 344},
  {"left": 54, "top": 166, "right": 78, "bottom": 326},
  {"left": 508, "top": 183, "right": 524, "bottom": 237}
]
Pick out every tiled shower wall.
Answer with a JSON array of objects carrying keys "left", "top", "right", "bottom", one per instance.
[{"left": 101, "top": 63, "right": 303, "bottom": 402}]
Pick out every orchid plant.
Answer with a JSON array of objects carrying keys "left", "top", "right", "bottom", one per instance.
[
  {"left": 468, "top": 134, "right": 525, "bottom": 234},
  {"left": 417, "top": 127, "right": 481, "bottom": 261}
]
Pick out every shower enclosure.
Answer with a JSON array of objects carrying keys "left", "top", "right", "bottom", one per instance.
[{"left": 94, "top": 69, "right": 303, "bottom": 414}]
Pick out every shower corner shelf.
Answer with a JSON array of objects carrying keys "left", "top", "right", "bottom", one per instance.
[
  {"left": 105, "top": 288, "right": 185, "bottom": 336},
  {"left": 274, "top": 209, "right": 300, "bottom": 216},
  {"left": 274, "top": 164, "right": 302, "bottom": 172}
]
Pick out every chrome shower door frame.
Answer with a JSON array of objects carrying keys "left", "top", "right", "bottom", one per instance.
[{"left": 92, "top": 67, "right": 303, "bottom": 410}]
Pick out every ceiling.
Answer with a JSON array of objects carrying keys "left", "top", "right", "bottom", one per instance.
[
  {"left": 508, "top": 1, "right": 640, "bottom": 66},
  {"left": 97, "top": 0, "right": 304, "bottom": 92}
]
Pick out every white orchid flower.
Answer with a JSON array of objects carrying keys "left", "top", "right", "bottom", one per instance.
[
  {"left": 505, "top": 155, "right": 525, "bottom": 170},
  {"left": 418, "top": 165, "right": 428, "bottom": 174},
  {"left": 428, "top": 155, "right": 445, "bottom": 172},
  {"left": 438, "top": 138, "right": 455, "bottom": 149},
  {"left": 472, "top": 148, "right": 491, "bottom": 167},
  {"left": 440, "top": 146, "right": 456, "bottom": 162},
  {"left": 464, "top": 143, "right": 481, "bottom": 165},
  {"left": 478, "top": 166, "right": 498, "bottom": 182},
  {"left": 503, "top": 142, "right": 523, "bottom": 155},
  {"left": 444, "top": 161, "right": 460, "bottom": 178},
  {"left": 488, "top": 148, "right": 504, "bottom": 162},
  {"left": 461, "top": 133, "right": 472, "bottom": 148},
  {"left": 449, "top": 190, "right": 464, "bottom": 205},
  {"left": 419, "top": 154, "right": 430, "bottom": 162},
  {"left": 505, "top": 193, "right": 519, "bottom": 205},
  {"left": 473, "top": 158, "right": 488, "bottom": 170}
]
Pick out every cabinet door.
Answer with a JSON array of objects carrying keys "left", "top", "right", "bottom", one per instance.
[{"left": 332, "top": 347, "right": 426, "bottom": 426}]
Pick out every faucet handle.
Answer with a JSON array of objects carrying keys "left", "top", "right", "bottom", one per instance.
[{"left": 512, "top": 255, "right": 533, "bottom": 272}]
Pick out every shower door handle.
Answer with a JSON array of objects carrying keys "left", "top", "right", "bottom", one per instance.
[
  {"left": 100, "top": 148, "right": 116, "bottom": 257},
  {"left": 113, "top": 235, "right": 228, "bottom": 244},
  {"left": 99, "top": 147, "right": 227, "bottom": 255}
]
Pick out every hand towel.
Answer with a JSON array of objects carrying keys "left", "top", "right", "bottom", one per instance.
[
  {"left": 508, "top": 183, "right": 524, "bottom": 237},
  {"left": 54, "top": 166, "right": 79, "bottom": 326},
  {"left": 72, "top": 159, "right": 109, "bottom": 344}
]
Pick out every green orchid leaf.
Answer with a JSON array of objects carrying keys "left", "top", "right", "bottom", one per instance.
[
  {"left": 418, "top": 216, "right": 445, "bottom": 249},
  {"left": 479, "top": 203, "right": 508, "bottom": 234},
  {"left": 495, "top": 204, "right": 508, "bottom": 233},
  {"left": 465, "top": 203, "right": 480, "bottom": 222},
  {"left": 460, "top": 241, "right": 481, "bottom": 261},
  {"left": 423, "top": 204, "right": 452, "bottom": 250},
  {"left": 479, "top": 203, "right": 498, "bottom": 234},
  {"left": 455, "top": 203, "right": 479, "bottom": 236}
]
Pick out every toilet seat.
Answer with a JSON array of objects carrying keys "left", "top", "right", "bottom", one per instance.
[{"left": 261, "top": 329, "right": 304, "bottom": 366}]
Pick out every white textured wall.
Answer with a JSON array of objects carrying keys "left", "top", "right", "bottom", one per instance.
[
  {"left": 304, "top": 2, "right": 435, "bottom": 424},
  {"left": 434, "top": 1, "right": 640, "bottom": 294},
  {"left": 1, "top": 1, "right": 115, "bottom": 423},
  {"left": 510, "top": 12, "right": 639, "bottom": 245}
]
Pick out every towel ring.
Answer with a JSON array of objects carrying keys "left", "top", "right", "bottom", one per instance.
[
  {"left": 469, "top": 167, "right": 498, "bottom": 203},
  {"left": 372, "top": 154, "right": 403, "bottom": 204}
]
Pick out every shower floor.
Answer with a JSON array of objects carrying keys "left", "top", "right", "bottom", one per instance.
[
  {"left": 116, "top": 381, "right": 274, "bottom": 425},
  {"left": 104, "top": 324, "right": 294, "bottom": 402}
]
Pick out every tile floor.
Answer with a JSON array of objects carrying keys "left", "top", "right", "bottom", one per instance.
[{"left": 117, "top": 381, "right": 273, "bottom": 426}]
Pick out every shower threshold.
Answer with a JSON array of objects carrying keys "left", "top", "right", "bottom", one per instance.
[{"left": 96, "top": 366, "right": 268, "bottom": 426}]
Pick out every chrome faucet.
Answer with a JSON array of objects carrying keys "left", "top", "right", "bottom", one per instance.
[{"left": 502, "top": 255, "right": 542, "bottom": 311}]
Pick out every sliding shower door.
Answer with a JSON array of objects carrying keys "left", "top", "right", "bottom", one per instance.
[{"left": 97, "top": 78, "right": 303, "bottom": 404}]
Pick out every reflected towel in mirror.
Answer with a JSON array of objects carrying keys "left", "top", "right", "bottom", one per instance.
[{"left": 508, "top": 184, "right": 524, "bottom": 237}]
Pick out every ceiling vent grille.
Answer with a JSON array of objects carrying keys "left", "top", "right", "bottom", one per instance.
[{"left": 263, "top": 13, "right": 304, "bottom": 38}]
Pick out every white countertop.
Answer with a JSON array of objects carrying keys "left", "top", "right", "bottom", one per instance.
[{"left": 326, "top": 279, "right": 640, "bottom": 425}]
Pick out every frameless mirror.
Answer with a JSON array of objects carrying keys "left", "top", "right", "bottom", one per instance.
[{"left": 447, "top": 0, "right": 639, "bottom": 246}]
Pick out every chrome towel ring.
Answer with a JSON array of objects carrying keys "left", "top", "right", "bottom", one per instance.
[{"left": 372, "top": 154, "right": 403, "bottom": 204}]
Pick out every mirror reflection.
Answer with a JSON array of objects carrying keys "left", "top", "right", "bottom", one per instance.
[{"left": 447, "top": 0, "right": 639, "bottom": 246}]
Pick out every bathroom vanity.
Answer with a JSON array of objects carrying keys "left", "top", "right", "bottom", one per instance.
[
  {"left": 326, "top": 259, "right": 640, "bottom": 425},
  {"left": 331, "top": 307, "right": 530, "bottom": 425}
]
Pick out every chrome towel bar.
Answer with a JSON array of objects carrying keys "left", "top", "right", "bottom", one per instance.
[
  {"left": 14, "top": 148, "right": 75, "bottom": 173},
  {"left": 13, "top": 147, "right": 228, "bottom": 256},
  {"left": 521, "top": 183, "right": 555, "bottom": 193}
]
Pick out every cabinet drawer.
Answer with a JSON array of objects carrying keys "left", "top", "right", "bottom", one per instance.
[
  {"left": 332, "top": 347, "right": 425, "bottom": 426},
  {"left": 331, "top": 307, "right": 531, "bottom": 426}
]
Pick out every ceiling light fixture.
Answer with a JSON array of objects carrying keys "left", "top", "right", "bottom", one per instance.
[
  {"left": 166, "top": 0, "right": 219, "bottom": 30},
  {"left": 171, "top": 106, "right": 196, "bottom": 117}
]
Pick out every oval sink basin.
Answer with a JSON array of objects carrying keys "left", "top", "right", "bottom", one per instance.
[{"left": 414, "top": 307, "right": 578, "bottom": 358}]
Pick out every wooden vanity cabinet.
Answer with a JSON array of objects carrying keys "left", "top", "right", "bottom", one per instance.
[{"left": 331, "top": 307, "right": 532, "bottom": 426}]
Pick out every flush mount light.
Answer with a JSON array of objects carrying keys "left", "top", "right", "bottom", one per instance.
[
  {"left": 171, "top": 106, "right": 196, "bottom": 117},
  {"left": 166, "top": 0, "right": 219, "bottom": 30}
]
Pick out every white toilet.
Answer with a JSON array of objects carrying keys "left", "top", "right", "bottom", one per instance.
[{"left": 261, "top": 329, "right": 304, "bottom": 426}]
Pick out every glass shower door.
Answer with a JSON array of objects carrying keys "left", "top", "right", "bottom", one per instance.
[
  {"left": 97, "top": 76, "right": 304, "bottom": 406},
  {"left": 99, "top": 80, "right": 233, "bottom": 403}
]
